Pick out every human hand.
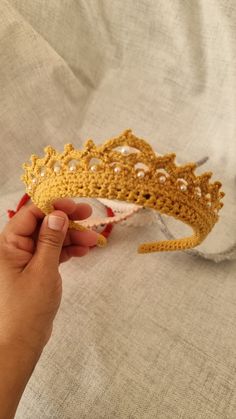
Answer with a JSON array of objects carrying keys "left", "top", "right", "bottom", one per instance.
[
  {"left": 0, "top": 198, "right": 99, "bottom": 418},
  {"left": 0, "top": 198, "right": 98, "bottom": 356}
]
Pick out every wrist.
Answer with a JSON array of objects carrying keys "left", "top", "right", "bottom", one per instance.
[
  {"left": 0, "top": 338, "right": 43, "bottom": 375},
  {"left": 0, "top": 341, "right": 43, "bottom": 418}
]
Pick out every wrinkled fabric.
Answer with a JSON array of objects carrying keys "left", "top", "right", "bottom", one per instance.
[{"left": 0, "top": 1, "right": 236, "bottom": 418}]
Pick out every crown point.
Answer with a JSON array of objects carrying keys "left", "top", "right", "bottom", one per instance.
[
  {"left": 213, "top": 181, "right": 222, "bottom": 189},
  {"left": 64, "top": 144, "right": 74, "bottom": 153},
  {"left": 206, "top": 171, "right": 213, "bottom": 178},
  {"left": 198, "top": 171, "right": 213, "bottom": 183},
  {"left": 166, "top": 153, "right": 176, "bottom": 166},
  {"left": 44, "top": 146, "right": 56, "bottom": 155},
  {"left": 167, "top": 153, "right": 176, "bottom": 160},
  {"left": 85, "top": 139, "right": 95, "bottom": 150},
  {"left": 123, "top": 129, "right": 132, "bottom": 137},
  {"left": 30, "top": 154, "right": 38, "bottom": 163},
  {"left": 188, "top": 162, "right": 197, "bottom": 170}
]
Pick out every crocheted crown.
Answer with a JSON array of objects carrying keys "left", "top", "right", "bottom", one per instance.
[{"left": 21, "top": 129, "right": 224, "bottom": 253}]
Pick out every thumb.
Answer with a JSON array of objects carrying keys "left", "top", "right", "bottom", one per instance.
[{"left": 33, "top": 210, "right": 69, "bottom": 269}]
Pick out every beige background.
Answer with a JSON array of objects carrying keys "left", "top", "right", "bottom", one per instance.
[{"left": 0, "top": 1, "right": 236, "bottom": 418}]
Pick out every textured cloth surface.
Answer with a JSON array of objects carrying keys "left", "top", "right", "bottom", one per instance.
[{"left": 0, "top": 1, "right": 236, "bottom": 418}]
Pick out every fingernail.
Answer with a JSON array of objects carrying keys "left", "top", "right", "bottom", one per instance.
[{"left": 48, "top": 215, "right": 65, "bottom": 231}]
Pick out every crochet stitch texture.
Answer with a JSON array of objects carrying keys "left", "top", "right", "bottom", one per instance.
[{"left": 21, "top": 130, "right": 224, "bottom": 253}]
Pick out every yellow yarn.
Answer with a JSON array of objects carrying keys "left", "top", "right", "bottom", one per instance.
[{"left": 21, "top": 129, "right": 224, "bottom": 253}]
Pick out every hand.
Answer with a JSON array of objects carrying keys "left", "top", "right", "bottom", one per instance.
[
  {"left": 0, "top": 198, "right": 98, "bottom": 418},
  {"left": 0, "top": 198, "right": 98, "bottom": 354}
]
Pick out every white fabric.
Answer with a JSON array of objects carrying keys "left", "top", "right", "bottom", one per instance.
[{"left": 0, "top": 1, "right": 236, "bottom": 418}]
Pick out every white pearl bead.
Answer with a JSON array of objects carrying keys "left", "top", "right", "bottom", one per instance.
[
  {"left": 120, "top": 146, "right": 129, "bottom": 155},
  {"left": 195, "top": 187, "right": 202, "bottom": 198},
  {"left": 68, "top": 159, "right": 78, "bottom": 171},
  {"left": 179, "top": 183, "right": 187, "bottom": 192},
  {"left": 158, "top": 175, "right": 166, "bottom": 184},
  {"left": 53, "top": 162, "right": 61, "bottom": 174},
  {"left": 32, "top": 177, "right": 37, "bottom": 184},
  {"left": 90, "top": 165, "right": 97, "bottom": 172},
  {"left": 28, "top": 185, "right": 32, "bottom": 191},
  {"left": 69, "top": 165, "right": 76, "bottom": 172},
  {"left": 207, "top": 201, "right": 211, "bottom": 207},
  {"left": 137, "top": 170, "right": 145, "bottom": 178},
  {"left": 114, "top": 166, "right": 121, "bottom": 173},
  {"left": 40, "top": 167, "right": 46, "bottom": 177}
]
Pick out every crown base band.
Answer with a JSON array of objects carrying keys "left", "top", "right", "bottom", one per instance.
[
  {"left": 138, "top": 231, "right": 203, "bottom": 253},
  {"left": 30, "top": 179, "right": 214, "bottom": 253}
]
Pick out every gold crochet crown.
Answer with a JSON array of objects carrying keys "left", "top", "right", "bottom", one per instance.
[{"left": 21, "top": 129, "right": 224, "bottom": 253}]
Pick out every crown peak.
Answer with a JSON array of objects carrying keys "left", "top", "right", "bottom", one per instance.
[
  {"left": 30, "top": 154, "right": 38, "bottom": 163},
  {"left": 199, "top": 171, "right": 213, "bottom": 181},
  {"left": 44, "top": 146, "right": 56, "bottom": 155},
  {"left": 123, "top": 129, "right": 133, "bottom": 137},
  {"left": 85, "top": 139, "right": 96, "bottom": 150},
  {"left": 64, "top": 143, "right": 74, "bottom": 153},
  {"left": 213, "top": 180, "right": 222, "bottom": 189}
]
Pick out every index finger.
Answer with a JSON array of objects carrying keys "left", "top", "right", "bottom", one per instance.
[
  {"left": 53, "top": 198, "right": 92, "bottom": 220},
  {"left": 2, "top": 203, "right": 45, "bottom": 237}
]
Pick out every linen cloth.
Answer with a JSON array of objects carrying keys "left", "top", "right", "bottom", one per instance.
[{"left": 0, "top": 1, "right": 236, "bottom": 417}]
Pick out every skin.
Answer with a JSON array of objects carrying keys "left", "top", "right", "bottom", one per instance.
[{"left": 0, "top": 198, "right": 99, "bottom": 419}]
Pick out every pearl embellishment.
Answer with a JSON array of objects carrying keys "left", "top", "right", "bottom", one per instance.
[
  {"left": 69, "top": 165, "right": 76, "bottom": 172},
  {"left": 158, "top": 175, "right": 166, "bottom": 184},
  {"left": 114, "top": 166, "right": 121, "bottom": 173},
  {"left": 53, "top": 162, "right": 61, "bottom": 174},
  {"left": 68, "top": 160, "right": 76, "bottom": 172},
  {"left": 68, "top": 159, "right": 79, "bottom": 171},
  {"left": 137, "top": 170, "right": 145, "bottom": 178},
  {"left": 90, "top": 165, "right": 97, "bottom": 172},
  {"left": 120, "top": 146, "right": 129, "bottom": 155},
  {"left": 179, "top": 183, "right": 187, "bottom": 192},
  {"left": 40, "top": 167, "right": 46, "bottom": 177},
  {"left": 195, "top": 187, "right": 202, "bottom": 198}
]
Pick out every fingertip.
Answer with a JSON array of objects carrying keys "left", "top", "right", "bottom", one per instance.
[
  {"left": 69, "top": 229, "right": 98, "bottom": 247},
  {"left": 53, "top": 198, "right": 76, "bottom": 215},
  {"left": 69, "top": 203, "right": 93, "bottom": 220},
  {"left": 60, "top": 245, "right": 90, "bottom": 263},
  {"left": 53, "top": 199, "right": 93, "bottom": 220}
]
